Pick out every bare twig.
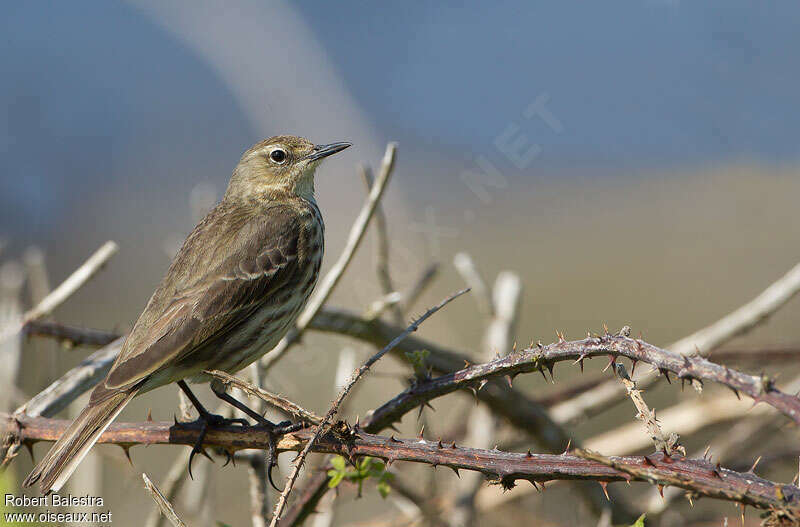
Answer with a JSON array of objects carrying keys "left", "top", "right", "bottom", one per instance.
[
  {"left": 261, "top": 143, "right": 397, "bottom": 371},
  {"left": 247, "top": 453, "right": 270, "bottom": 527},
  {"left": 144, "top": 454, "right": 192, "bottom": 527},
  {"left": 360, "top": 164, "right": 402, "bottom": 326},
  {"left": 24, "top": 320, "right": 119, "bottom": 348},
  {"left": 142, "top": 473, "right": 188, "bottom": 527},
  {"left": 453, "top": 253, "right": 493, "bottom": 317},
  {"left": 400, "top": 263, "right": 440, "bottom": 314},
  {"left": 203, "top": 370, "right": 321, "bottom": 425},
  {"left": 8, "top": 416, "right": 799, "bottom": 516},
  {"left": 551, "top": 261, "right": 800, "bottom": 424},
  {"left": 0, "top": 241, "right": 118, "bottom": 342},
  {"left": 613, "top": 362, "right": 683, "bottom": 456},
  {"left": 268, "top": 288, "right": 468, "bottom": 527}
]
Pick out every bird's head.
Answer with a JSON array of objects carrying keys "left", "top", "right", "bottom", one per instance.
[{"left": 227, "top": 135, "right": 351, "bottom": 201}]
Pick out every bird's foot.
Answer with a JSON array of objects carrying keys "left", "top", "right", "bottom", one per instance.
[
  {"left": 174, "top": 411, "right": 250, "bottom": 479},
  {"left": 258, "top": 420, "right": 305, "bottom": 491}
]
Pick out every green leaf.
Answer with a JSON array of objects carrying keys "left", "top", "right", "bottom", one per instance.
[
  {"left": 377, "top": 480, "right": 391, "bottom": 498},
  {"left": 626, "top": 514, "right": 646, "bottom": 527},
  {"left": 331, "top": 455, "right": 346, "bottom": 471},
  {"left": 327, "top": 471, "right": 345, "bottom": 488}
]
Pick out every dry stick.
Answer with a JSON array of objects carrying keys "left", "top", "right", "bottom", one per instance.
[
  {"left": 8, "top": 417, "right": 799, "bottom": 516},
  {"left": 144, "top": 454, "right": 194, "bottom": 527},
  {"left": 452, "top": 252, "right": 493, "bottom": 317},
  {"left": 0, "top": 241, "right": 118, "bottom": 342},
  {"left": 0, "top": 262, "right": 25, "bottom": 412},
  {"left": 24, "top": 320, "right": 119, "bottom": 348},
  {"left": 203, "top": 370, "right": 321, "bottom": 425},
  {"left": 260, "top": 143, "right": 397, "bottom": 372},
  {"left": 142, "top": 473, "right": 189, "bottom": 527},
  {"left": 247, "top": 453, "right": 270, "bottom": 527},
  {"left": 360, "top": 164, "right": 403, "bottom": 327},
  {"left": 612, "top": 361, "right": 683, "bottom": 456},
  {"left": 268, "top": 288, "right": 468, "bottom": 527},
  {"left": 551, "top": 260, "right": 800, "bottom": 425},
  {"left": 450, "top": 263, "right": 521, "bottom": 527}
]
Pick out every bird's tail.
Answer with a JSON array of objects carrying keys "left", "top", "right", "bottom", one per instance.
[{"left": 23, "top": 388, "right": 139, "bottom": 494}]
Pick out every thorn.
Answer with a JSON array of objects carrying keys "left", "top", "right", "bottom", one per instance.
[
  {"left": 545, "top": 362, "right": 555, "bottom": 382},
  {"left": 526, "top": 449, "right": 533, "bottom": 458},
  {"left": 630, "top": 359, "right": 637, "bottom": 376},
  {"left": 602, "top": 355, "right": 616, "bottom": 373},
  {"left": 618, "top": 325, "right": 631, "bottom": 337},
  {"left": 437, "top": 438, "right": 443, "bottom": 449},
  {"left": 573, "top": 355, "right": 586, "bottom": 372},
  {"left": 512, "top": 341, "right": 517, "bottom": 352},
  {"left": 740, "top": 503, "right": 745, "bottom": 525},
  {"left": 712, "top": 463, "right": 722, "bottom": 479},
  {"left": 657, "top": 484, "right": 664, "bottom": 498},
  {"left": 729, "top": 386, "right": 741, "bottom": 400},
  {"left": 563, "top": 439, "right": 572, "bottom": 455},
  {"left": 121, "top": 445, "right": 133, "bottom": 466},
  {"left": 659, "top": 369, "right": 672, "bottom": 384},
  {"left": 390, "top": 435, "right": 400, "bottom": 443},
  {"left": 643, "top": 455, "right": 656, "bottom": 467},
  {"left": 537, "top": 340, "right": 543, "bottom": 349},
  {"left": 450, "top": 466, "right": 460, "bottom": 478},
  {"left": 505, "top": 375, "right": 513, "bottom": 388},
  {"left": 464, "top": 360, "right": 471, "bottom": 368},
  {"left": 418, "top": 426, "right": 425, "bottom": 439},
  {"left": 539, "top": 367, "right": 548, "bottom": 382},
  {"left": 602, "top": 323, "right": 609, "bottom": 336},
  {"left": 478, "top": 379, "right": 488, "bottom": 391},
  {"left": 702, "top": 445, "right": 711, "bottom": 460},
  {"left": 598, "top": 481, "right": 610, "bottom": 501},
  {"left": 451, "top": 441, "right": 457, "bottom": 449},
  {"left": 687, "top": 493, "right": 694, "bottom": 507},
  {"left": 147, "top": 409, "right": 153, "bottom": 422},
  {"left": 748, "top": 456, "right": 762, "bottom": 474}
]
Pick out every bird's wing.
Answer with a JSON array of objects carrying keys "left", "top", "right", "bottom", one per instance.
[{"left": 99, "top": 204, "right": 303, "bottom": 393}]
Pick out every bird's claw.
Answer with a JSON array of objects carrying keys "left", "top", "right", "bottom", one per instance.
[
  {"left": 263, "top": 420, "right": 303, "bottom": 492},
  {"left": 178, "top": 411, "right": 250, "bottom": 478}
]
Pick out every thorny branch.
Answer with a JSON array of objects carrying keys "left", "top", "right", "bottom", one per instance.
[
  {"left": 6, "top": 416, "right": 799, "bottom": 517},
  {"left": 365, "top": 330, "right": 800, "bottom": 430}
]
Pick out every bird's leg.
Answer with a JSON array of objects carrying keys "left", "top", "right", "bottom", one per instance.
[
  {"left": 175, "top": 380, "right": 249, "bottom": 478},
  {"left": 208, "top": 379, "right": 303, "bottom": 491}
]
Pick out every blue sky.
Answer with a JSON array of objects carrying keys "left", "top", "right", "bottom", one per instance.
[{"left": 2, "top": 1, "right": 800, "bottom": 239}]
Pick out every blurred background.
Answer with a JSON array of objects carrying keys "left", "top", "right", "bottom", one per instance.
[{"left": 2, "top": 1, "right": 800, "bottom": 526}]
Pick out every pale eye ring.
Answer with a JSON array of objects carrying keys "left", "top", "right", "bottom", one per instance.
[{"left": 269, "top": 148, "right": 287, "bottom": 164}]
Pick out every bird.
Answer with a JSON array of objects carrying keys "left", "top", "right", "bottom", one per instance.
[{"left": 23, "top": 135, "right": 350, "bottom": 494}]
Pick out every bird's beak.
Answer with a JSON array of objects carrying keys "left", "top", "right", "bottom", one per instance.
[{"left": 306, "top": 142, "right": 351, "bottom": 162}]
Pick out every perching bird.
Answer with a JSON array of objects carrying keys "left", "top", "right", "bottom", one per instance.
[{"left": 24, "top": 136, "right": 350, "bottom": 494}]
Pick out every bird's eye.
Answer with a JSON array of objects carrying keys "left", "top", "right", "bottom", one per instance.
[{"left": 269, "top": 149, "right": 287, "bottom": 163}]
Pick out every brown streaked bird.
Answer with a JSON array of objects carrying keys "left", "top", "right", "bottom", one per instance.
[{"left": 24, "top": 135, "right": 350, "bottom": 494}]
